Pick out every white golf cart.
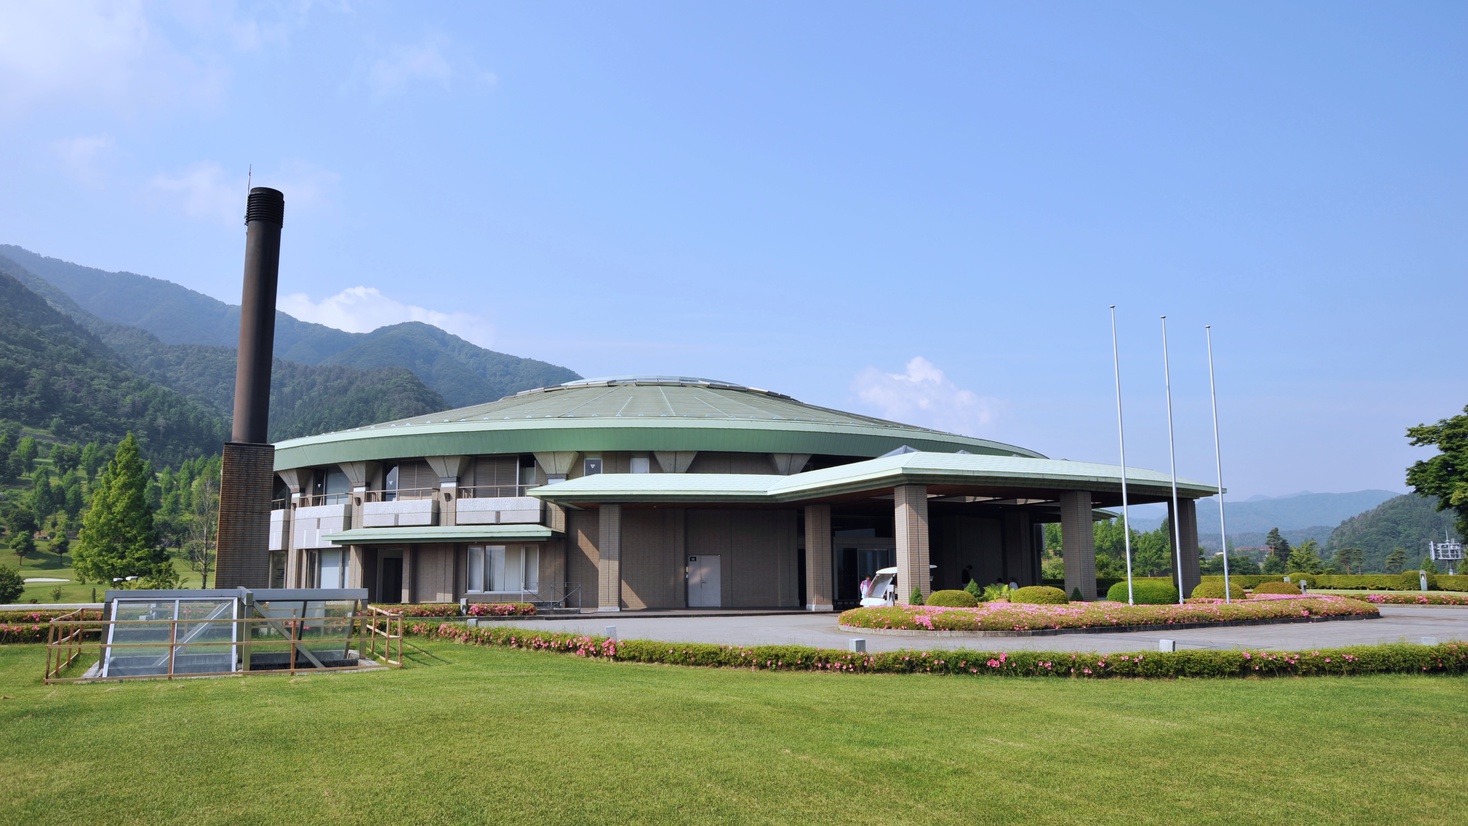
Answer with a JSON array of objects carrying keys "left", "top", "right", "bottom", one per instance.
[{"left": 859, "top": 565, "right": 935, "bottom": 607}]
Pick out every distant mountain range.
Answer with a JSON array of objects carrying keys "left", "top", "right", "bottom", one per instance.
[
  {"left": 0, "top": 244, "right": 580, "bottom": 411},
  {"left": 0, "top": 244, "right": 583, "bottom": 459},
  {"left": 1125, "top": 489, "right": 1402, "bottom": 549}
]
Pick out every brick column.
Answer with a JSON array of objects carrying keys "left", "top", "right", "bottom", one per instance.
[
  {"left": 804, "top": 505, "right": 833, "bottom": 611},
  {"left": 894, "top": 485, "right": 931, "bottom": 604},
  {"left": 215, "top": 442, "right": 275, "bottom": 588},
  {"left": 1060, "top": 490, "right": 1096, "bottom": 601},
  {"left": 598, "top": 504, "right": 622, "bottom": 612},
  {"left": 1169, "top": 498, "right": 1202, "bottom": 598}
]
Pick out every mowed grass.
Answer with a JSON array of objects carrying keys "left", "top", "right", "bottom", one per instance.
[
  {"left": 1, "top": 641, "right": 1465, "bottom": 825},
  {"left": 4, "top": 548, "right": 207, "bottom": 604}
]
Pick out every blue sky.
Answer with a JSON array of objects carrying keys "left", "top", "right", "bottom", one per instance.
[{"left": 1, "top": 1, "right": 1464, "bottom": 499}]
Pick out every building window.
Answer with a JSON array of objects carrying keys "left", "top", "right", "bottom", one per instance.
[
  {"left": 311, "top": 468, "right": 349, "bottom": 505},
  {"left": 630, "top": 455, "right": 650, "bottom": 474},
  {"left": 318, "top": 549, "right": 346, "bottom": 589},
  {"left": 466, "top": 545, "right": 540, "bottom": 593},
  {"left": 583, "top": 457, "right": 603, "bottom": 476},
  {"left": 383, "top": 464, "right": 399, "bottom": 502}
]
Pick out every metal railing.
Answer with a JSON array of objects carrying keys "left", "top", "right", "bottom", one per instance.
[
  {"left": 466, "top": 582, "right": 582, "bottom": 611},
  {"left": 43, "top": 610, "right": 405, "bottom": 684},
  {"left": 363, "top": 487, "right": 436, "bottom": 503},
  {"left": 456, "top": 484, "right": 530, "bottom": 499}
]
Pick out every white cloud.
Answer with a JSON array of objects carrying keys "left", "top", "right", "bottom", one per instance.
[
  {"left": 0, "top": 1, "right": 335, "bottom": 116},
  {"left": 280, "top": 287, "right": 496, "bottom": 347},
  {"left": 367, "top": 33, "right": 497, "bottom": 101},
  {"left": 0, "top": 1, "right": 225, "bottom": 114},
  {"left": 53, "top": 134, "right": 117, "bottom": 186},
  {"left": 147, "top": 159, "right": 339, "bottom": 225},
  {"left": 852, "top": 357, "right": 1001, "bottom": 437},
  {"left": 148, "top": 161, "right": 241, "bottom": 224}
]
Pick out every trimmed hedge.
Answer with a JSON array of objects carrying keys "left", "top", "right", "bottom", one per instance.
[
  {"left": 840, "top": 595, "right": 1376, "bottom": 632},
  {"left": 1191, "top": 581, "right": 1246, "bottom": 600},
  {"left": 1107, "top": 580, "right": 1179, "bottom": 605},
  {"left": 1341, "top": 592, "right": 1468, "bottom": 606},
  {"left": 1010, "top": 586, "right": 1068, "bottom": 605},
  {"left": 405, "top": 622, "right": 1468, "bottom": 679},
  {"left": 926, "top": 590, "right": 978, "bottom": 608},
  {"left": 1254, "top": 581, "right": 1301, "bottom": 596}
]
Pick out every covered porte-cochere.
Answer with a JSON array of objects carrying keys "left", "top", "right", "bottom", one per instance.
[{"left": 533, "top": 451, "right": 1217, "bottom": 611}]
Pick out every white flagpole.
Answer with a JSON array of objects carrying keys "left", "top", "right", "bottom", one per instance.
[
  {"left": 1206, "top": 325, "right": 1232, "bottom": 603},
  {"left": 1162, "top": 316, "right": 1185, "bottom": 605},
  {"left": 1110, "top": 306, "right": 1135, "bottom": 605}
]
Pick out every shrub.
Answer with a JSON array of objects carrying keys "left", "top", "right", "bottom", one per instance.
[
  {"left": 926, "top": 589, "right": 978, "bottom": 608},
  {"left": 964, "top": 579, "right": 983, "bottom": 600},
  {"left": 406, "top": 618, "right": 1468, "bottom": 679},
  {"left": 909, "top": 587, "right": 924, "bottom": 606},
  {"left": 1253, "top": 581, "right": 1301, "bottom": 596},
  {"left": 1071, "top": 587, "right": 1084, "bottom": 602},
  {"left": 1010, "top": 586, "right": 1068, "bottom": 605},
  {"left": 980, "top": 583, "right": 1010, "bottom": 602},
  {"left": 1191, "top": 581, "right": 1246, "bottom": 600},
  {"left": 1107, "top": 580, "right": 1178, "bottom": 605},
  {"left": 0, "top": 566, "right": 23, "bottom": 604}
]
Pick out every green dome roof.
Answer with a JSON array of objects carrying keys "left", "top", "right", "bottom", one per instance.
[{"left": 273, "top": 377, "right": 1044, "bottom": 470}]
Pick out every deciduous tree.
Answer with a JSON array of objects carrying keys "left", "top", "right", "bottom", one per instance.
[{"left": 1407, "top": 405, "right": 1468, "bottom": 537}]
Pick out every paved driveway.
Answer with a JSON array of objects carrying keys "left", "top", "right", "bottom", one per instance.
[{"left": 494, "top": 605, "right": 1468, "bottom": 654}]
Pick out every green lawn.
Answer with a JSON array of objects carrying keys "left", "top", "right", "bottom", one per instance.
[
  {"left": 1, "top": 640, "right": 1464, "bottom": 825},
  {"left": 4, "top": 546, "right": 206, "bottom": 604}
]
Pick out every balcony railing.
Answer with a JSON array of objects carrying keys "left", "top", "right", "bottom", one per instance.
[
  {"left": 458, "top": 484, "right": 531, "bottom": 498},
  {"left": 364, "top": 487, "right": 436, "bottom": 503}
]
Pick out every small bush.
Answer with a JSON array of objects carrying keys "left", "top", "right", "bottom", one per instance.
[
  {"left": 1191, "top": 581, "right": 1246, "bottom": 600},
  {"left": 926, "top": 589, "right": 978, "bottom": 608},
  {"left": 1253, "top": 581, "right": 1301, "bottom": 596},
  {"left": 1107, "top": 580, "right": 1179, "bottom": 604},
  {"left": 980, "top": 583, "right": 1010, "bottom": 603},
  {"left": 1071, "top": 587, "right": 1084, "bottom": 602},
  {"left": 964, "top": 579, "right": 983, "bottom": 600},
  {"left": 1010, "top": 586, "right": 1068, "bottom": 605},
  {"left": 909, "top": 587, "right": 924, "bottom": 606}
]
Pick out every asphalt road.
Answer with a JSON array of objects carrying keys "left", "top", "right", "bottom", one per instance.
[{"left": 492, "top": 605, "right": 1468, "bottom": 654}]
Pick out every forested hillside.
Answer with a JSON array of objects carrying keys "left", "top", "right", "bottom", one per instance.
[
  {"left": 1, "top": 244, "right": 582, "bottom": 407},
  {"left": 0, "top": 265, "right": 224, "bottom": 467},
  {"left": 83, "top": 322, "right": 447, "bottom": 440},
  {"left": 1327, "top": 494, "right": 1460, "bottom": 571}
]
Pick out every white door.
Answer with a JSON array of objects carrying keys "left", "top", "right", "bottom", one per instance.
[{"left": 687, "top": 555, "right": 721, "bottom": 608}]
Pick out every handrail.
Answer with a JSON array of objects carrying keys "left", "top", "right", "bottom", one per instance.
[{"left": 456, "top": 484, "right": 530, "bottom": 499}]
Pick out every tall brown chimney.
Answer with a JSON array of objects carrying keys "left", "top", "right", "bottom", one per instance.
[{"left": 216, "top": 187, "right": 284, "bottom": 588}]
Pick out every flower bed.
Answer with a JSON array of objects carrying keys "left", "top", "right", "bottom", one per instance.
[
  {"left": 465, "top": 602, "right": 536, "bottom": 617},
  {"left": 0, "top": 610, "right": 104, "bottom": 645},
  {"left": 403, "top": 621, "right": 1468, "bottom": 679},
  {"left": 1340, "top": 592, "right": 1468, "bottom": 606},
  {"left": 837, "top": 595, "right": 1378, "bottom": 633}
]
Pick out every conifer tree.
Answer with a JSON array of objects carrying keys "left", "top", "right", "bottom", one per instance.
[{"left": 72, "top": 434, "right": 177, "bottom": 587}]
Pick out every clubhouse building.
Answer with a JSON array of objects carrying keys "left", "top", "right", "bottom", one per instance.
[{"left": 265, "top": 376, "right": 1215, "bottom": 610}]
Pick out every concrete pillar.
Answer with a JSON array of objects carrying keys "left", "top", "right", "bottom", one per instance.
[
  {"left": 277, "top": 468, "right": 307, "bottom": 589},
  {"left": 894, "top": 485, "right": 931, "bottom": 604},
  {"left": 598, "top": 504, "right": 622, "bottom": 612},
  {"left": 1169, "top": 498, "right": 1202, "bottom": 598},
  {"left": 1060, "top": 490, "right": 1096, "bottom": 601},
  {"left": 804, "top": 505, "right": 833, "bottom": 611}
]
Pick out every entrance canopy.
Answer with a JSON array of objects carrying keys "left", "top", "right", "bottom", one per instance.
[{"left": 529, "top": 451, "right": 1217, "bottom": 509}]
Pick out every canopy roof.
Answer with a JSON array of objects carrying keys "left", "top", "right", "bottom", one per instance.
[{"left": 531, "top": 451, "right": 1218, "bottom": 506}]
